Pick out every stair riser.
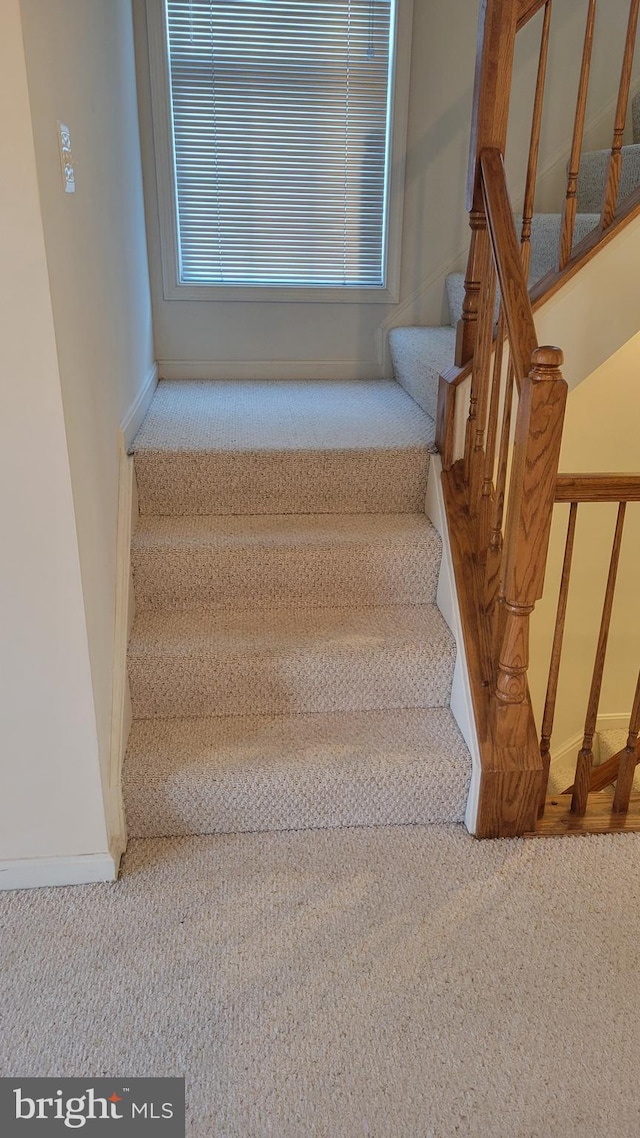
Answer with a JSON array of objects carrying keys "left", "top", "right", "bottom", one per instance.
[
  {"left": 128, "top": 644, "right": 454, "bottom": 719},
  {"left": 134, "top": 450, "right": 429, "bottom": 516},
  {"left": 132, "top": 543, "right": 440, "bottom": 610},
  {"left": 125, "top": 768, "right": 467, "bottom": 838}
]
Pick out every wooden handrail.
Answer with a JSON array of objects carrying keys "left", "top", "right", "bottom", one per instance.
[
  {"left": 554, "top": 474, "right": 640, "bottom": 502},
  {"left": 517, "top": 0, "right": 548, "bottom": 28},
  {"left": 434, "top": 0, "right": 640, "bottom": 839},
  {"left": 480, "top": 148, "right": 538, "bottom": 387}
]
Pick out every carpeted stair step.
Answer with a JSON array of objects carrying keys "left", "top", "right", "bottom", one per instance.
[
  {"left": 388, "top": 325, "right": 456, "bottom": 419},
  {"left": 123, "top": 706, "right": 471, "bottom": 837},
  {"left": 132, "top": 379, "right": 434, "bottom": 516},
  {"left": 128, "top": 603, "right": 456, "bottom": 720},
  {"left": 132, "top": 513, "right": 442, "bottom": 611},
  {"left": 577, "top": 143, "right": 640, "bottom": 212}
]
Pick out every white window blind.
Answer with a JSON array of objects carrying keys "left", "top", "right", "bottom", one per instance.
[{"left": 165, "top": 0, "right": 395, "bottom": 287}]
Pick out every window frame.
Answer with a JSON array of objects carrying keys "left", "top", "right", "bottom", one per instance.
[{"left": 145, "top": 0, "right": 413, "bottom": 303}]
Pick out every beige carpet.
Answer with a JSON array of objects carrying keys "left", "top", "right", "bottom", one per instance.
[
  {"left": 3, "top": 825, "right": 640, "bottom": 1137},
  {"left": 132, "top": 380, "right": 434, "bottom": 516},
  {"left": 126, "top": 378, "right": 467, "bottom": 838},
  {"left": 131, "top": 513, "right": 443, "bottom": 611},
  {"left": 124, "top": 708, "right": 471, "bottom": 837}
]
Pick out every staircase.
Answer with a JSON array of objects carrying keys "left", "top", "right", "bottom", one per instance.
[
  {"left": 123, "top": 3, "right": 640, "bottom": 842},
  {"left": 388, "top": 91, "right": 640, "bottom": 415},
  {"left": 124, "top": 380, "right": 471, "bottom": 838}
]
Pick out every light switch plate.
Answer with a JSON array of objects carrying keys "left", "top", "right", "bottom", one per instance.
[{"left": 57, "top": 122, "right": 75, "bottom": 193}]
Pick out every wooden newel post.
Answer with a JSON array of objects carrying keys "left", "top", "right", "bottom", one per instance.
[
  {"left": 455, "top": 0, "right": 519, "bottom": 367},
  {"left": 493, "top": 346, "right": 567, "bottom": 747}
]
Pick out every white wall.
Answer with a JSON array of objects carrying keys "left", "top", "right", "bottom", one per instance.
[
  {"left": 133, "top": 0, "right": 639, "bottom": 378},
  {"left": 528, "top": 333, "right": 640, "bottom": 754},
  {"left": 19, "top": 0, "right": 156, "bottom": 852},
  {"left": 0, "top": 0, "right": 110, "bottom": 871}
]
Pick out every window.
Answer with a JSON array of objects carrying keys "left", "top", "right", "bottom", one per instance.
[{"left": 146, "top": 0, "right": 411, "bottom": 301}]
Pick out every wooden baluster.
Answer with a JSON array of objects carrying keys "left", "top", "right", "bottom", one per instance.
[
  {"left": 559, "top": 0, "right": 597, "bottom": 269},
  {"left": 601, "top": 0, "right": 640, "bottom": 229},
  {"left": 463, "top": 220, "right": 491, "bottom": 487},
  {"left": 612, "top": 670, "right": 640, "bottom": 813},
  {"left": 539, "top": 501, "right": 578, "bottom": 814},
  {"left": 571, "top": 502, "right": 627, "bottom": 815},
  {"left": 468, "top": 251, "right": 497, "bottom": 520},
  {"left": 521, "top": 0, "right": 553, "bottom": 281},
  {"left": 493, "top": 347, "right": 567, "bottom": 747},
  {"left": 480, "top": 309, "right": 506, "bottom": 554},
  {"left": 456, "top": 212, "right": 488, "bottom": 368},
  {"left": 485, "top": 356, "right": 515, "bottom": 641},
  {"left": 455, "top": 0, "right": 520, "bottom": 366}
]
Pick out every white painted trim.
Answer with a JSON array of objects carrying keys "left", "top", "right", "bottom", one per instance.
[
  {"left": 157, "top": 359, "right": 381, "bottom": 381},
  {"left": 550, "top": 714, "right": 633, "bottom": 770},
  {"left": 120, "top": 362, "right": 158, "bottom": 450},
  {"left": 144, "top": 0, "right": 413, "bottom": 305},
  {"left": 105, "top": 438, "right": 137, "bottom": 861},
  {"left": 426, "top": 455, "right": 481, "bottom": 834},
  {"left": 595, "top": 713, "right": 632, "bottom": 734},
  {"left": 0, "top": 853, "right": 118, "bottom": 892}
]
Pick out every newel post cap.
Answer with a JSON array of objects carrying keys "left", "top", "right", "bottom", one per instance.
[{"left": 531, "top": 345, "right": 564, "bottom": 369}]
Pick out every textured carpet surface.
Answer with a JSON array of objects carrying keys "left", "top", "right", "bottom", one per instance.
[
  {"left": 132, "top": 380, "right": 434, "bottom": 452},
  {"left": 3, "top": 825, "right": 640, "bottom": 1137},
  {"left": 132, "top": 381, "right": 435, "bottom": 516},
  {"left": 600, "top": 729, "right": 640, "bottom": 792},
  {"left": 132, "top": 513, "right": 442, "bottom": 611},
  {"left": 388, "top": 325, "right": 455, "bottom": 421},
  {"left": 128, "top": 603, "right": 456, "bottom": 720},
  {"left": 127, "top": 377, "right": 466, "bottom": 836},
  {"left": 124, "top": 707, "right": 471, "bottom": 837}
]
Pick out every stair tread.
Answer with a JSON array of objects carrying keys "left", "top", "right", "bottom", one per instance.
[
  {"left": 129, "top": 602, "right": 454, "bottom": 658},
  {"left": 131, "top": 379, "right": 433, "bottom": 455},
  {"left": 133, "top": 512, "right": 440, "bottom": 552},
  {"left": 124, "top": 706, "right": 471, "bottom": 836}
]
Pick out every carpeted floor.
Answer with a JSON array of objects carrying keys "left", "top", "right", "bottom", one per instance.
[{"left": 2, "top": 824, "right": 640, "bottom": 1137}]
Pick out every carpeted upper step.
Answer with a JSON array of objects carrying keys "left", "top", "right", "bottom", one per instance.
[
  {"left": 577, "top": 143, "right": 640, "bottom": 212},
  {"left": 123, "top": 706, "right": 471, "bottom": 837},
  {"left": 132, "top": 380, "right": 434, "bottom": 516},
  {"left": 128, "top": 603, "right": 456, "bottom": 719},
  {"left": 132, "top": 513, "right": 442, "bottom": 611},
  {"left": 388, "top": 325, "right": 456, "bottom": 420}
]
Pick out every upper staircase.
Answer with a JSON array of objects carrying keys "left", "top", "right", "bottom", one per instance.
[{"left": 389, "top": 94, "right": 640, "bottom": 425}]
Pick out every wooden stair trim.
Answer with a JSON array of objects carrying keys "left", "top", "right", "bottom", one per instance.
[
  {"left": 440, "top": 188, "right": 640, "bottom": 393},
  {"left": 529, "top": 793, "right": 640, "bottom": 836},
  {"left": 442, "top": 462, "right": 544, "bottom": 838}
]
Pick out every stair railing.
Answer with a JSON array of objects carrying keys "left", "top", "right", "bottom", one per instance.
[
  {"left": 436, "top": 0, "right": 640, "bottom": 836},
  {"left": 439, "top": 144, "right": 567, "bottom": 838},
  {"left": 536, "top": 477, "right": 640, "bottom": 833},
  {"left": 450, "top": 0, "right": 640, "bottom": 381}
]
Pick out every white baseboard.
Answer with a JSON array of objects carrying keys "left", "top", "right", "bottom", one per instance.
[
  {"left": 121, "top": 362, "right": 158, "bottom": 449},
  {"left": 0, "top": 853, "right": 118, "bottom": 891},
  {"left": 551, "top": 713, "right": 632, "bottom": 768},
  {"left": 106, "top": 438, "right": 136, "bottom": 857},
  {"left": 157, "top": 359, "right": 380, "bottom": 381},
  {"left": 426, "top": 455, "right": 481, "bottom": 834}
]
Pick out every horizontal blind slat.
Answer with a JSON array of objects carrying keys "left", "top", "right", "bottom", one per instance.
[{"left": 165, "top": 0, "right": 393, "bottom": 288}]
